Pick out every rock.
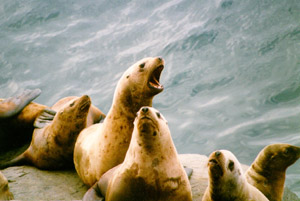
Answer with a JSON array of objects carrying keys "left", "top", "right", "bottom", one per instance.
[
  {"left": 0, "top": 154, "right": 299, "bottom": 200},
  {"left": 2, "top": 166, "right": 87, "bottom": 200}
]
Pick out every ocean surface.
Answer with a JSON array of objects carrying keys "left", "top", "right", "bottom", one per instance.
[{"left": 1, "top": 0, "right": 300, "bottom": 196}]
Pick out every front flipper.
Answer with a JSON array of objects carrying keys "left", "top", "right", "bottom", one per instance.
[
  {"left": 33, "top": 108, "right": 57, "bottom": 128},
  {"left": 184, "top": 166, "right": 193, "bottom": 179},
  {"left": 0, "top": 88, "right": 42, "bottom": 118},
  {"left": 83, "top": 183, "right": 105, "bottom": 201},
  {"left": 83, "top": 165, "right": 121, "bottom": 201}
]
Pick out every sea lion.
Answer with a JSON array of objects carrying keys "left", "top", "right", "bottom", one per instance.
[
  {"left": 0, "top": 171, "right": 13, "bottom": 200},
  {"left": 74, "top": 57, "right": 164, "bottom": 186},
  {"left": 202, "top": 150, "right": 268, "bottom": 201},
  {"left": 245, "top": 143, "right": 300, "bottom": 201},
  {"left": 0, "top": 89, "right": 48, "bottom": 153},
  {"left": 83, "top": 107, "right": 192, "bottom": 201},
  {"left": 0, "top": 95, "right": 105, "bottom": 169}
]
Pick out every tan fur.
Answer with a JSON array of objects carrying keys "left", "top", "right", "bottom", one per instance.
[
  {"left": 246, "top": 143, "right": 300, "bottom": 201},
  {"left": 0, "top": 171, "right": 13, "bottom": 200},
  {"left": 202, "top": 150, "right": 268, "bottom": 201},
  {"left": 74, "top": 57, "right": 164, "bottom": 186},
  {"left": 85, "top": 107, "right": 192, "bottom": 201}
]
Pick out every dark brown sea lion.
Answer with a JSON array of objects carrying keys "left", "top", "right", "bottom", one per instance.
[{"left": 0, "top": 89, "right": 48, "bottom": 153}]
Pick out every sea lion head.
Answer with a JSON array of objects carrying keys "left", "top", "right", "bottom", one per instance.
[
  {"left": 124, "top": 57, "right": 164, "bottom": 96},
  {"left": 133, "top": 106, "right": 169, "bottom": 152},
  {"left": 254, "top": 143, "right": 300, "bottom": 172},
  {"left": 54, "top": 95, "right": 91, "bottom": 135},
  {"left": 207, "top": 150, "right": 244, "bottom": 185},
  {"left": 115, "top": 57, "right": 164, "bottom": 110}
]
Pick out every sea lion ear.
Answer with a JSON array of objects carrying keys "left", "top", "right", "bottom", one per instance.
[{"left": 34, "top": 108, "right": 56, "bottom": 128}]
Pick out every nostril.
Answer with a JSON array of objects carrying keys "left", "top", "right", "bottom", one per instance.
[
  {"left": 215, "top": 151, "right": 221, "bottom": 157},
  {"left": 157, "top": 57, "right": 163, "bottom": 62},
  {"left": 142, "top": 107, "right": 149, "bottom": 113}
]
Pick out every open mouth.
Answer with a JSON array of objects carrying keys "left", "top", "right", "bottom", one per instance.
[
  {"left": 79, "top": 100, "right": 91, "bottom": 111},
  {"left": 209, "top": 159, "right": 218, "bottom": 165},
  {"left": 148, "top": 65, "right": 164, "bottom": 90},
  {"left": 208, "top": 158, "right": 223, "bottom": 177}
]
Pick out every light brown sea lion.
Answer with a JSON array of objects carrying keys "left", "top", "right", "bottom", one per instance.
[
  {"left": 83, "top": 107, "right": 192, "bottom": 201},
  {"left": 0, "top": 171, "right": 13, "bottom": 200},
  {"left": 0, "top": 95, "right": 105, "bottom": 169},
  {"left": 245, "top": 143, "right": 300, "bottom": 201},
  {"left": 202, "top": 150, "right": 268, "bottom": 201},
  {"left": 74, "top": 57, "right": 165, "bottom": 187}
]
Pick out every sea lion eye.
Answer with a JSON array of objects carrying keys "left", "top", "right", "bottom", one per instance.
[
  {"left": 70, "top": 102, "right": 75, "bottom": 107},
  {"left": 284, "top": 148, "right": 289, "bottom": 155},
  {"left": 156, "top": 112, "right": 161, "bottom": 118},
  {"left": 228, "top": 160, "right": 234, "bottom": 171},
  {"left": 139, "top": 63, "right": 145, "bottom": 68}
]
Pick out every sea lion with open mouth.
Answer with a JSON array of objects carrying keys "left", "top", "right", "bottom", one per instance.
[
  {"left": 74, "top": 57, "right": 165, "bottom": 187},
  {"left": 202, "top": 150, "right": 268, "bottom": 201}
]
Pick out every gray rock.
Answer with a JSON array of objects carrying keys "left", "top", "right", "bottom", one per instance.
[{"left": 1, "top": 154, "right": 299, "bottom": 200}]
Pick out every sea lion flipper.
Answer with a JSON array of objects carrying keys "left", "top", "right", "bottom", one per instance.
[
  {"left": 0, "top": 88, "right": 41, "bottom": 118},
  {"left": 184, "top": 167, "right": 193, "bottom": 179},
  {"left": 82, "top": 183, "right": 105, "bottom": 201},
  {"left": 83, "top": 164, "right": 120, "bottom": 201},
  {"left": 33, "top": 108, "right": 56, "bottom": 128}
]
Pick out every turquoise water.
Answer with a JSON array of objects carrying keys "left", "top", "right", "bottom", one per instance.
[{"left": 1, "top": 0, "right": 300, "bottom": 196}]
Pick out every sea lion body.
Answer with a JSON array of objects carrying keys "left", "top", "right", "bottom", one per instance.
[
  {"left": 74, "top": 57, "right": 164, "bottom": 186},
  {"left": 202, "top": 150, "right": 268, "bottom": 201},
  {"left": 246, "top": 143, "right": 300, "bottom": 201},
  {"left": 1, "top": 95, "right": 105, "bottom": 169},
  {"left": 83, "top": 107, "right": 192, "bottom": 201}
]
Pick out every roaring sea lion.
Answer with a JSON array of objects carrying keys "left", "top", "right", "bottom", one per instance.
[
  {"left": 74, "top": 57, "right": 164, "bottom": 186},
  {"left": 202, "top": 150, "right": 268, "bottom": 201},
  {"left": 245, "top": 143, "right": 300, "bottom": 201},
  {"left": 0, "top": 95, "right": 105, "bottom": 169},
  {"left": 0, "top": 171, "right": 13, "bottom": 200},
  {"left": 83, "top": 107, "right": 192, "bottom": 201}
]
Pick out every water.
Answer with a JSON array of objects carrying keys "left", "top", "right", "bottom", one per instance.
[{"left": 1, "top": 0, "right": 300, "bottom": 196}]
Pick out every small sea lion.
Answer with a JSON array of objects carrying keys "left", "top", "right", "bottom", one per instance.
[
  {"left": 0, "top": 95, "right": 105, "bottom": 169},
  {"left": 74, "top": 57, "right": 165, "bottom": 186},
  {"left": 83, "top": 107, "right": 192, "bottom": 201},
  {"left": 0, "top": 171, "right": 13, "bottom": 200},
  {"left": 202, "top": 150, "right": 268, "bottom": 201},
  {"left": 246, "top": 143, "right": 300, "bottom": 201}
]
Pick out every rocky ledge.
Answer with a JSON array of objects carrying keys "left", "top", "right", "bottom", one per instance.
[{"left": 1, "top": 154, "right": 299, "bottom": 200}]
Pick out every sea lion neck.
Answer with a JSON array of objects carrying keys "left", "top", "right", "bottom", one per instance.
[{"left": 109, "top": 87, "right": 154, "bottom": 121}]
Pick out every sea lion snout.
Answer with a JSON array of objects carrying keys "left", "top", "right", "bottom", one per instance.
[
  {"left": 215, "top": 151, "right": 221, "bottom": 157},
  {"left": 156, "top": 56, "right": 163, "bottom": 63},
  {"left": 141, "top": 107, "right": 149, "bottom": 113},
  {"left": 78, "top": 95, "right": 91, "bottom": 111}
]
